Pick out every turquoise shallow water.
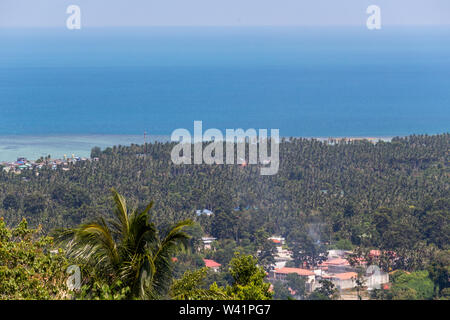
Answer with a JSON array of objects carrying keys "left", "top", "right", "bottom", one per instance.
[
  {"left": 0, "top": 135, "right": 168, "bottom": 162},
  {"left": 0, "top": 27, "right": 449, "bottom": 161}
]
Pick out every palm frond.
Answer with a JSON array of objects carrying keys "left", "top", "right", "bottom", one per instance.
[
  {"left": 56, "top": 217, "right": 120, "bottom": 275},
  {"left": 110, "top": 188, "right": 130, "bottom": 240},
  {"left": 150, "top": 219, "right": 194, "bottom": 297},
  {"left": 54, "top": 189, "right": 193, "bottom": 300}
]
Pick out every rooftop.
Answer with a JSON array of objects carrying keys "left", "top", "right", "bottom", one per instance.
[
  {"left": 319, "top": 258, "right": 350, "bottom": 266},
  {"left": 203, "top": 259, "right": 221, "bottom": 268},
  {"left": 329, "top": 272, "right": 358, "bottom": 280},
  {"left": 274, "top": 267, "right": 315, "bottom": 276}
]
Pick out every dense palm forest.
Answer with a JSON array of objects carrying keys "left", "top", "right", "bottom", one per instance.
[
  {"left": 0, "top": 133, "right": 448, "bottom": 299},
  {"left": 1, "top": 134, "right": 448, "bottom": 243}
]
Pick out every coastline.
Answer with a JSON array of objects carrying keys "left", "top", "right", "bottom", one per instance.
[
  {"left": 0, "top": 133, "right": 421, "bottom": 163},
  {"left": 0, "top": 134, "right": 168, "bottom": 162}
]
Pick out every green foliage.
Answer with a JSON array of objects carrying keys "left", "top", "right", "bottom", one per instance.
[
  {"left": 273, "top": 281, "right": 292, "bottom": 300},
  {"left": 273, "top": 274, "right": 307, "bottom": 300},
  {"left": 55, "top": 189, "right": 193, "bottom": 299},
  {"left": 23, "top": 193, "right": 47, "bottom": 215},
  {"left": 51, "top": 184, "right": 91, "bottom": 208},
  {"left": 253, "top": 229, "right": 276, "bottom": 271},
  {"left": 308, "top": 279, "right": 339, "bottom": 300},
  {"left": 0, "top": 134, "right": 448, "bottom": 300},
  {"left": 2, "top": 194, "right": 21, "bottom": 210},
  {"left": 438, "top": 288, "right": 450, "bottom": 300},
  {"left": 172, "top": 251, "right": 206, "bottom": 279},
  {"left": 78, "top": 280, "right": 131, "bottom": 300},
  {"left": 389, "top": 270, "right": 434, "bottom": 300},
  {"left": 207, "top": 239, "right": 253, "bottom": 268},
  {"left": 354, "top": 266, "right": 366, "bottom": 300},
  {"left": 171, "top": 254, "right": 274, "bottom": 301},
  {"left": 0, "top": 218, "right": 68, "bottom": 299},
  {"left": 288, "top": 230, "right": 328, "bottom": 268},
  {"left": 428, "top": 250, "right": 450, "bottom": 296},
  {"left": 170, "top": 268, "right": 229, "bottom": 300},
  {"left": 90, "top": 146, "right": 102, "bottom": 158},
  {"left": 1, "top": 134, "right": 447, "bottom": 253},
  {"left": 184, "top": 222, "right": 204, "bottom": 253},
  {"left": 389, "top": 286, "right": 418, "bottom": 300},
  {"left": 225, "top": 253, "right": 272, "bottom": 300},
  {"left": 211, "top": 209, "right": 238, "bottom": 240},
  {"left": 286, "top": 273, "right": 307, "bottom": 299},
  {"left": 331, "top": 239, "right": 354, "bottom": 250}
]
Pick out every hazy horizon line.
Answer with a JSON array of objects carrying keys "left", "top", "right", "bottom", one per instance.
[
  {"left": 2, "top": 24, "right": 450, "bottom": 29},
  {"left": 0, "top": 132, "right": 448, "bottom": 139}
]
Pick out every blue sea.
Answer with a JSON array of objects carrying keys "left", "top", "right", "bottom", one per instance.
[{"left": 0, "top": 27, "right": 449, "bottom": 161}]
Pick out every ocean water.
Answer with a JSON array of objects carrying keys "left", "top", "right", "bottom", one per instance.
[
  {"left": 0, "top": 135, "right": 167, "bottom": 162},
  {"left": 0, "top": 27, "right": 449, "bottom": 161}
]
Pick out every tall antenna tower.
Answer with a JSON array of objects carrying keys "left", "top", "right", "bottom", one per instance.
[{"left": 144, "top": 130, "right": 148, "bottom": 156}]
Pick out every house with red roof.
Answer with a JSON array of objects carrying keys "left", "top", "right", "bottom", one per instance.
[
  {"left": 269, "top": 267, "right": 316, "bottom": 292},
  {"left": 268, "top": 236, "right": 285, "bottom": 246},
  {"left": 203, "top": 259, "right": 221, "bottom": 272},
  {"left": 319, "top": 257, "right": 353, "bottom": 273},
  {"left": 369, "top": 249, "right": 381, "bottom": 257}
]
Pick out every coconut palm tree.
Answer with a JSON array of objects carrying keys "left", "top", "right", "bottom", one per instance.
[{"left": 56, "top": 188, "right": 193, "bottom": 299}]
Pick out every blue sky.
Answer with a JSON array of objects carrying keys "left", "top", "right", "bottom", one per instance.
[{"left": 0, "top": 0, "right": 449, "bottom": 27}]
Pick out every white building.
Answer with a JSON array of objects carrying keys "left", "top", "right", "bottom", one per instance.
[{"left": 201, "top": 237, "right": 216, "bottom": 250}]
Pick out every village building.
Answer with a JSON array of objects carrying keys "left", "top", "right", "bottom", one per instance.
[
  {"left": 323, "top": 272, "right": 358, "bottom": 290},
  {"left": 196, "top": 209, "right": 214, "bottom": 216},
  {"left": 273, "top": 246, "right": 293, "bottom": 269},
  {"left": 268, "top": 247, "right": 390, "bottom": 295},
  {"left": 268, "top": 236, "right": 285, "bottom": 246},
  {"left": 203, "top": 259, "right": 221, "bottom": 272},
  {"left": 269, "top": 267, "right": 316, "bottom": 292},
  {"left": 319, "top": 257, "right": 354, "bottom": 274},
  {"left": 201, "top": 237, "right": 216, "bottom": 250}
]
